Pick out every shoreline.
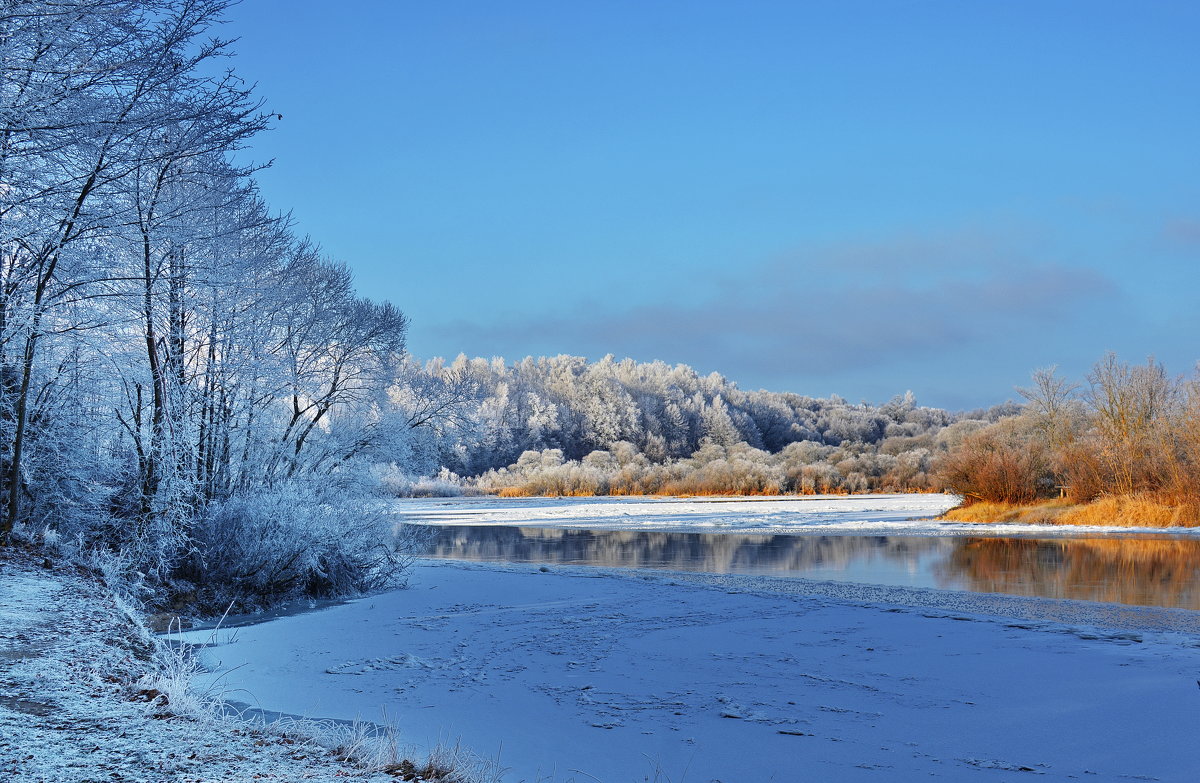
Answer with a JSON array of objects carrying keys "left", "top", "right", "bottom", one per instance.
[
  {"left": 942, "top": 495, "right": 1200, "bottom": 528},
  {"left": 0, "top": 548, "right": 411, "bottom": 783}
]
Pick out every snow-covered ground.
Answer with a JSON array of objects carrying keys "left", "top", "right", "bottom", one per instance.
[
  {"left": 389, "top": 493, "right": 1200, "bottom": 537},
  {"left": 0, "top": 550, "right": 403, "bottom": 783}
]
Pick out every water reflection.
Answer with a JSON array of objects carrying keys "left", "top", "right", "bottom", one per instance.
[
  {"left": 413, "top": 525, "right": 1200, "bottom": 611},
  {"left": 936, "top": 538, "right": 1200, "bottom": 610},
  {"left": 419, "top": 525, "right": 950, "bottom": 576}
]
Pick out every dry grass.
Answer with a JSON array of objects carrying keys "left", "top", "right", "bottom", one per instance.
[
  {"left": 496, "top": 486, "right": 535, "bottom": 497},
  {"left": 941, "top": 495, "right": 1200, "bottom": 527},
  {"left": 941, "top": 499, "right": 1074, "bottom": 525},
  {"left": 1057, "top": 496, "right": 1200, "bottom": 527}
]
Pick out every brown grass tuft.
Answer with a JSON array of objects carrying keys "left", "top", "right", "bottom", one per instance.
[
  {"left": 1056, "top": 496, "right": 1199, "bottom": 527},
  {"left": 379, "top": 759, "right": 463, "bottom": 781},
  {"left": 941, "top": 495, "right": 1200, "bottom": 527},
  {"left": 941, "top": 499, "right": 1073, "bottom": 525},
  {"left": 495, "top": 486, "right": 532, "bottom": 498}
]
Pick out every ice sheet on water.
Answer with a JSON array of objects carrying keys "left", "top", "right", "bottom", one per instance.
[
  {"left": 388, "top": 493, "right": 1200, "bottom": 537},
  {"left": 179, "top": 558, "right": 1200, "bottom": 783}
]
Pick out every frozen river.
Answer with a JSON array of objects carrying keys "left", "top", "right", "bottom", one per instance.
[{"left": 182, "top": 495, "right": 1200, "bottom": 782}]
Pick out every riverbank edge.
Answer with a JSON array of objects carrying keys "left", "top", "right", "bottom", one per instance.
[
  {"left": 486, "top": 488, "right": 948, "bottom": 498},
  {"left": 940, "top": 495, "right": 1200, "bottom": 527},
  {"left": 0, "top": 546, "right": 458, "bottom": 783}
]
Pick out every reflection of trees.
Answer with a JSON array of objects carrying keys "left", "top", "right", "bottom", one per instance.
[
  {"left": 935, "top": 538, "right": 1200, "bottom": 610},
  {"left": 418, "top": 527, "right": 1200, "bottom": 610},
  {"left": 420, "top": 526, "right": 950, "bottom": 576}
]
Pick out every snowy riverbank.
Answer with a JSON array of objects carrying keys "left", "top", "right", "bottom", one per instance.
[
  {"left": 185, "top": 558, "right": 1200, "bottom": 782},
  {"left": 0, "top": 549, "right": 403, "bottom": 783}
]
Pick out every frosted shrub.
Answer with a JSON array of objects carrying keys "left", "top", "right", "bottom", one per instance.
[
  {"left": 373, "top": 463, "right": 467, "bottom": 497},
  {"left": 190, "top": 486, "right": 410, "bottom": 608},
  {"left": 76, "top": 545, "right": 155, "bottom": 605},
  {"left": 473, "top": 420, "right": 977, "bottom": 497},
  {"left": 412, "top": 470, "right": 469, "bottom": 497}
]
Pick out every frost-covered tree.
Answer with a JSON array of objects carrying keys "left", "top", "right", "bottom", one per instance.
[{"left": 0, "top": 3, "right": 414, "bottom": 609}]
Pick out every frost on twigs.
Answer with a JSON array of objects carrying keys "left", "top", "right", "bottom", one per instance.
[{"left": 184, "top": 486, "right": 418, "bottom": 613}]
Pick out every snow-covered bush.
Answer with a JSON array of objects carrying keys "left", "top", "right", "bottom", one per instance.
[
  {"left": 372, "top": 464, "right": 468, "bottom": 497},
  {"left": 187, "top": 486, "right": 411, "bottom": 609}
]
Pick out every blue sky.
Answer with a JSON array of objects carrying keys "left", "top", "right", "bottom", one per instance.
[{"left": 220, "top": 1, "right": 1200, "bottom": 409}]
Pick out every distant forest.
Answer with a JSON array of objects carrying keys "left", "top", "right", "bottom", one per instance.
[{"left": 390, "top": 355, "right": 1018, "bottom": 496}]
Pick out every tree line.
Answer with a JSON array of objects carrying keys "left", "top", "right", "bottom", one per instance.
[
  {"left": 388, "top": 354, "right": 1018, "bottom": 497},
  {"left": 1, "top": 1, "right": 410, "bottom": 607},
  {"left": 395, "top": 351, "right": 1200, "bottom": 515}
]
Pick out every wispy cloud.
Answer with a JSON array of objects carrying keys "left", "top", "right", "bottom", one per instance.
[
  {"left": 439, "top": 231, "right": 1111, "bottom": 350},
  {"left": 1163, "top": 217, "right": 1200, "bottom": 247},
  {"left": 426, "top": 231, "right": 1130, "bottom": 404}
]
